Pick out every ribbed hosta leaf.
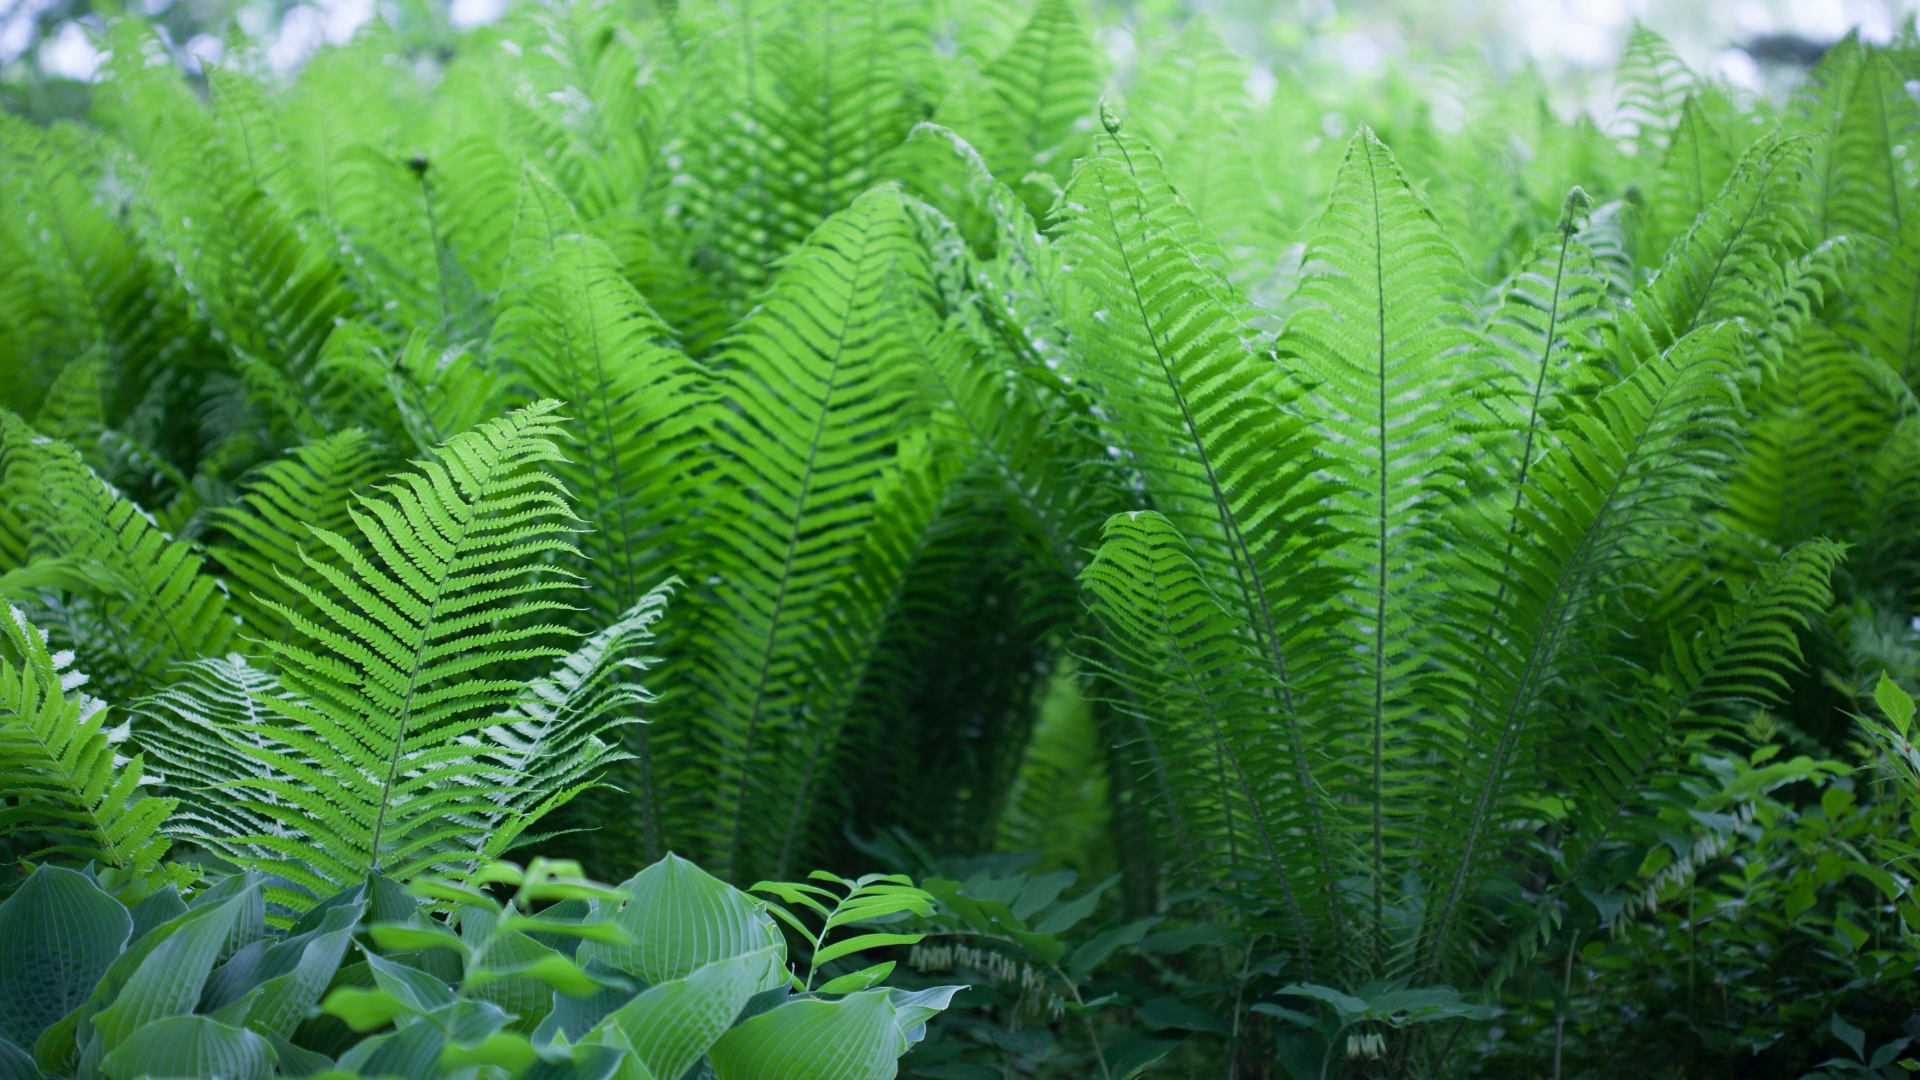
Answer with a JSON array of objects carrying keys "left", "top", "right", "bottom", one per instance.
[
  {"left": 0, "top": 866, "right": 131, "bottom": 1050},
  {"left": 707, "top": 989, "right": 908, "bottom": 1080},
  {"left": 590, "top": 945, "right": 782, "bottom": 1080},
  {"left": 98, "top": 1015, "right": 272, "bottom": 1080},
  {"left": 580, "top": 853, "right": 787, "bottom": 986}
]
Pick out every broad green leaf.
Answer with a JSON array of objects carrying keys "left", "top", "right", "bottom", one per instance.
[
  {"left": 244, "top": 902, "right": 364, "bottom": 1039},
  {"left": 1876, "top": 672, "right": 1914, "bottom": 734},
  {"left": 708, "top": 990, "right": 905, "bottom": 1080},
  {"left": 814, "top": 963, "right": 894, "bottom": 995},
  {"left": 592, "top": 946, "right": 781, "bottom": 1080},
  {"left": 0, "top": 1038, "right": 41, "bottom": 1080},
  {"left": 88, "top": 886, "right": 254, "bottom": 1051},
  {"left": 0, "top": 866, "right": 130, "bottom": 1049},
  {"left": 810, "top": 934, "right": 922, "bottom": 968},
  {"left": 581, "top": 855, "right": 787, "bottom": 988},
  {"left": 98, "top": 1016, "right": 271, "bottom": 1080}
]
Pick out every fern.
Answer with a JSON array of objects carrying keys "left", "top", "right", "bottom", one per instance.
[
  {"left": 1056, "top": 128, "right": 1355, "bottom": 973},
  {"left": 681, "top": 185, "right": 945, "bottom": 883},
  {"left": 1549, "top": 538, "right": 1844, "bottom": 911},
  {"left": 0, "top": 411, "right": 234, "bottom": 694},
  {"left": 690, "top": 0, "right": 932, "bottom": 316},
  {"left": 209, "top": 428, "right": 390, "bottom": 650},
  {"left": 1418, "top": 322, "right": 1749, "bottom": 977},
  {"left": 1610, "top": 23, "right": 1695, "bottom": 156},
  {"left": 142, "top": 402, "right": 581, "bottom": 897},
  {"left": 926, "top": 0, "right": 1103, "bottom": 221},
  {"left": 459, "top": 579, "right": 670, "bottom": 864},
  {"left": 1124, "top": 16, "right": 1284, "bottom": 283},
  {"left": 1614, "top": 134, "right": 1813, "bottom": 371},
  {"left": 0, "top": 603, "right": 175, "bottom": 876},
  {"left": 1274, "top": 127, "right": 1480, "bottom": 966},
  {"left": 492, "top": 168, "right": 707, "bottom": 625}
]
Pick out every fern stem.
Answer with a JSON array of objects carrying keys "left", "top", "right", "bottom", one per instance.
[{"left": 1365, "top": 135, "right": 1390, "bottom": 973}]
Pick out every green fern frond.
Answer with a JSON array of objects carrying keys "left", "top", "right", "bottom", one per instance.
[
  {"left": 1801, "top": 37, "right": 1914, "bottom": 240},
  {"left": 1559, "top": 535, "right": 1844, "bottom": 894},
  {"left": 1615, "top": 133, "right": 1813, "bottom": 371},
  {"left": 493, "top": 168, "right": 708, "bottom": 624},
  {"left": 32, "top": 346, "right": 109, "bottom": 466},
  {"left": 1610, "top": 23, "right": 1695, "bottom": 155},
  {"left": 1055, "top": 130, "right": 1356, "bottom": 969},
  {"left": 1079, "top": 511, "right": 1327, "bottom": 971},
  {"left": 693, "top": 0, "right": 932, "bottom": 309},
  {"left": 951, "top": 0, "right": 1104, "bottom": 216},
  {"left": 1722, "top": 324, "right": 1894, "bottom": 548},
  {"left": 135, "top": 654, "right": 306, "bottom": 880},
  {"left": 170, "top": 401, "right": 582, "bottom": 895},
  {"left": 1, "top": 411, "right": 234, "bottom": 692},
  {"left": 1641, "top": 89, "right": 1746, "bottom": 260},
  {"left": 1274, "top": 127, "right": 1478, "bottom": 954},
  {"left": 208, "top": 428, "right": 391, "bottom": 650},
  {"left": 0, "top": 603, "right": 176, "bottom": 875},
  {"left": 1419, "top": 322, "right": 1748, "bottom": 978},
  {"left": 281, "top": 39, "right": 480, "bottom": 348},
  {"left": 461, "top": 579, "right": 670, "bottom": 864},
  {"left": 0, "top": 113, "right": 191, "bottom": 425},
  {"left": 1124, "top": 16, "right": 1285, "bottom": 282},
  {"left": 97, "top": 28, "right": 355, "bottom": 461},
  {"left": 683, "top": 185, "right": 945, "bottom": 883}
]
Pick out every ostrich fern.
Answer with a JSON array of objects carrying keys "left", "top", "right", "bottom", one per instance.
[{"left": 6, "top": 6, "right": 1920, "bottom": 1075}]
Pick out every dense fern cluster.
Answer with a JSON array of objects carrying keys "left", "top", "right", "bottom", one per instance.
[{"left": 7, "top": 2, "right": 1920, "bottom": 1076}]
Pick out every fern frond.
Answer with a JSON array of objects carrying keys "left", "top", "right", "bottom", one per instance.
[
  {"left": 1055, "top": 130, "right": 1355, "bottom": 970},
  {"left": 1419, "top": 323, "right": 1748, "bottom": 978},
  {"left": 684, "top": 185, "right": 944, "bottom": 883},
  {"left": 208, "top": 428, "right": 391, "bottom": 651},
  {"left": 493, "top": 168, "right": 708, "bottom": 624},
  {"left": 1610, "top": 24, "right": 1694, "bottom": 155},
  {"left": 1124, "top": 16, "right": 1285, "bottom": 283},
  {"left": 1274, "top": 127, "right": 1478, "bottom": 958},
  {"left": 1560, "top": 537, "right": 1844, "bottom": 893},
  {"left": 693, "top": 0, "right": 932, "bottom": 310},
  {"left": 1, "top": 411, "right": 234, "bottom": 692},
  {"left": 32, "top": 346, "right": 109, "bottom": 466},
  {"left": 1079, "top": 511, "right": 1325, "bottom": 970},
  {"left": 0, "top": 113, "right": 195, "bottom": 429},
  {"left": 282, "top": 39, "right": 488, "bottom": 349},
  {"left": 460, "top": 580, "right": 670, "bottom": 864},
  {"left": 949, "top": 0, "right": 1103, "bottom": 216},
  {"left": 1615, "top": 134, "right": 1813, "bottom": 371},
  {"left": 1641, "top": 89, "right": 1746, "bottom": 260},
  {"left": 97, "top": 30, "right": 355, "bottom": 462},
  {"left": 1801, "top": 38, "right": 1914, "bottom": 240},
  {"left": 0, "top": 603, "right": 175, "bottom": 875},
  {"left": 171, "top": 401, "right": 582, "bottom": 895},
  {"left": 136, "top": 654, "right": 307, "bottom": 882}
]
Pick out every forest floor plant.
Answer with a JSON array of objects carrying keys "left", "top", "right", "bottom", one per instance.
[{"left": 7, "top": 0, "right": 1920, "bottom": 1076}]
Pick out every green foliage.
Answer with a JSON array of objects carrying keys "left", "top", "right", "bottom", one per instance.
[
  {"left": 138, "top": 403, "right": 584, "bottom": 898},
  {"left": 0, "top": 604, "right": 176, "bottom": 879},
  {"left": 0, "top": 856, "right": 958, "bottom": 1080},
  {"left": 8, "top": 4, "right": 1920, "bottom": 1076}
]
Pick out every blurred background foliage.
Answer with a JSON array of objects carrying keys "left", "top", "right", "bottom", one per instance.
[{"left": 5, "top": 0, "right": 1914, "bottom": 124}]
